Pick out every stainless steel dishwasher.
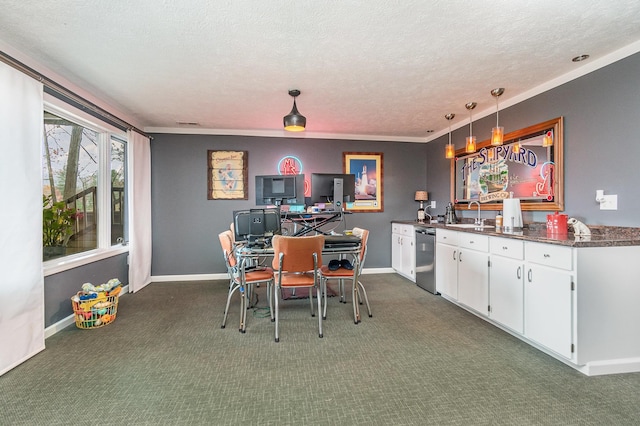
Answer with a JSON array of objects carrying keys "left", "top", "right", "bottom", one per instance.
[{"left": 415, "top": 227, "right": 437, "bottom": 294}]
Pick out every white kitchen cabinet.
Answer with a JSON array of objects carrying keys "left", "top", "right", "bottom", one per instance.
[
  {"left": 435, "top": 229, "right": 459, "bottom": 299},
  {"left": 457, "top": 233, "right": 489, "bottom": 315},
  {"left": 524, "top": 242, "right": 574, "bottom": 360},
  {"left": 489, "top": 237, "right": 524, "bottom": 333},
  {"left": 391, "top": 223, "right": 415, "bottom": 281}
]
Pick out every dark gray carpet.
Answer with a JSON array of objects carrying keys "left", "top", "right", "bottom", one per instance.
[{"left": 1, "top": 274, "right": 639, "bottom": 425}]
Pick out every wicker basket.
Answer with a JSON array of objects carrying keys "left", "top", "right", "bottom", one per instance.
[{"left": 71, "top": 286, "right": 121, "bottom": 329}]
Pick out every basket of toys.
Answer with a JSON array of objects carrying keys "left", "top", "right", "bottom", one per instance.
[{"left": 71, "top": 278, "right": 122, "bottom": 329}]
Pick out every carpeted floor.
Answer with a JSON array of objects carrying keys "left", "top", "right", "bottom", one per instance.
[{"left": 1, "top": 274, "right": 639, "bottom": 425}]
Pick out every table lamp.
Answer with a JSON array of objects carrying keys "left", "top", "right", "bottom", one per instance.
[{"left": 415, "top": 191, "right": 429, "bottom": 223}]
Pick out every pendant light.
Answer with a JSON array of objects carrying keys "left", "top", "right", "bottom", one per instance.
[
  {"left": 490, "top": 88, "right": 504, "bottom": 146},
  {"left": 465, "top": 102, "right": 477, "bottom": 153},
  {"left": 542, "top": 130, "right": 553, "bottom": 147},
  {"left": 283, "top": 89, "right": 306, "bottom": 132},
  {"left": 444, "top": 113, "right": 456, "bottom": 159}
]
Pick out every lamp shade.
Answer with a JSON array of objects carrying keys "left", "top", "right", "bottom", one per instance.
[
  {"left": 284, "top": 89, "right": 306, "bottom": 132},
  {"left": 414, "top": 191, "right": 428, "bottom": 202}
]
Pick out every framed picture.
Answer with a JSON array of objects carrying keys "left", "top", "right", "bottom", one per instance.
[
  {"left": 343, "top": 152, "right": 384, "bottom": 212},
  {"left": 451, "top": 117, "right": 563, "bottom": 211},
  {"left": 208, "top": 150, "right": 248, "bottom": 200}
]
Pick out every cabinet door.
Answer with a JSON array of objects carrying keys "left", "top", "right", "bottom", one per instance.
[
  {"left": 401, "top": 234, "right": 415, "bottom": 280},
  {"left": 458, "top": 248, "right": 489, "bottom": 315},
  {"left": 490, "top": 256, "right": 524, "bottom": 333},
  {"left": 524, "top": 264, "right": 573, "bottom": 359},
  {"left": 436, "top": 243, "right": 458, "bottom": 299},
  {"left": 391, "top": 233, "right": 403, "bottom": 272}
]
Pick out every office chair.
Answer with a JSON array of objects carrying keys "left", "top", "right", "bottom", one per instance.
[
  {"left": 271, "top": 234, "right": 325, "bottom": 342},
  {"left": 320, "top": 227, "right": 371, "bottom": 324},
  {"left": 218, "top": 230, "right": 274, "bottom": 333}
]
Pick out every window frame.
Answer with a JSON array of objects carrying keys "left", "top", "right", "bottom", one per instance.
[{"left": 43, "top": 94, "right": 129, "bottom": 276}]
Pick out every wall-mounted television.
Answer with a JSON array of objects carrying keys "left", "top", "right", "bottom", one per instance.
[
  {"left": 255, "top": 174, "right": 305, "bottom": 206},
  {"left": 233, "top": 208, "right": 281, "bottom": 245},
  {"left": 310, "top": 173, "right": 356, "bottom": 209}
]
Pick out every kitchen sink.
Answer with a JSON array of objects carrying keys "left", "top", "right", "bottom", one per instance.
[{"left": 446, "top": 224, "right": 494, "bottom": 229}]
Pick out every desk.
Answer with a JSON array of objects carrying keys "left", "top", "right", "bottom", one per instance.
[
  {"left": 280, "top": 211, "right": 352, "bottom": 236},
  {"left": 235, "top": 237, "right": 363, "bottom": 324}
]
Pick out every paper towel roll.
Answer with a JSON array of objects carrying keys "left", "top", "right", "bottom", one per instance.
[{"left": 503, "top": 198, "right": 523, "bottom": 229}]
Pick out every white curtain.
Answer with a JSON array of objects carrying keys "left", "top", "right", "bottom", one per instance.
[
  {"left": 127, "top": 130, "right": 152, "bottom": 292},
  {"left": 0, "top": 62, "right": 45, "bottom": 376}
]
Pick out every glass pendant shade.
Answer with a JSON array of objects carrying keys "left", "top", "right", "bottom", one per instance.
[
  {"left": 512, "top": 141, "right": 520, "bottom": 152},
  {"left": 465, "top": 136, "right": 477, "bottom": 153},
  {"left": 542, "top": 133, "right": 553, "bottom": 147},
  {"left": 491, "top": 126, "right": 504, "bottom": 146},
  {"left": 445, "top": 143, "right": 455, "bottom": 159}
]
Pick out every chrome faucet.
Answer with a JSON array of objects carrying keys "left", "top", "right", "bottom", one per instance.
[{"left": 468, "top": 201, "right": 482, "bottom": 225}]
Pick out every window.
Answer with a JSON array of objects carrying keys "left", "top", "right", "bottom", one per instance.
[{"left": 42, "top": 108, "right": 127, "bottom": 262}]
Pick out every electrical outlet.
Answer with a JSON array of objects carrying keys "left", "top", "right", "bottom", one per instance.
[
  {"left": 600, "top": 194, "right": 618, "bottom": 210},
  {"left": 430, "top": 201, "right": 436, "bottom": 209}
]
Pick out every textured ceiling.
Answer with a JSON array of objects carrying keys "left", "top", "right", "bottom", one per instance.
[{"left": 1, "top": 0, "right": 640, "bottom": 142}]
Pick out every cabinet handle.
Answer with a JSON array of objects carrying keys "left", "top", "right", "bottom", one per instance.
[
  {"left": 543, "top": 253, "right": 550, "bottom": 258},
  {"left": 452, "top": 250, "right": 456, "bottom": 261},
  {"left": 502, "top": 246, "right": 508, "bottom": 250},
  {"left": 527, "top": 268, "right": 532, "bottom": 282},
  {"left": 459, "top": 252, "right": 463, "bottom": 262},
  {"left": 517, "top": 266, "right": 521, "bottom": 279},
  {"left": 469, "top": 240, "right": 474, "bottom": 244}
]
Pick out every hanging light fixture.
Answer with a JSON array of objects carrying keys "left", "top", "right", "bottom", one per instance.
[
  {"left": 465, "top": 102, "right": 477, "bottom": 153},
  {"left": 542, "top": 130, "right": 553, "bottom": 147},
  {"left": 283, "top": 89, "right": 306, "bottom": 132},
  {"left": 512, "top": 138, "right": 521, "bottom": 153},
  {"left": 491, "top": 88, "right": 504, "bottom": 146},
  {"left": 444, "top": 113, "right": 456, "bottom": 159}
]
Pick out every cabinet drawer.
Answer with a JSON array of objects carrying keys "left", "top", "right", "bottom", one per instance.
[
  {"left": 525, "top": 242, "right": 572, "bottom": 270},
  {"left": 458, "top": 233, "right": 489, "bottom": 251},
  {"left": 392, "top": 223, "right": 413, "bottom": 236},
  {"left": 490, "top": 237, "right": 524, "bottom": 260},
  {"left": 436, "top": 229, "right": 458, "bottom": 245}
]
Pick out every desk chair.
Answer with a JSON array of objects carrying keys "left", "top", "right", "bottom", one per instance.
[
  {"left": 271, "top": 234, "right": 325, "bottom": 342},
  {"left": 218, "top": 230, "right": 274, "bottom": 333},
  {"left": 320, "top": 227, "right": 371, "bottom": 324}
]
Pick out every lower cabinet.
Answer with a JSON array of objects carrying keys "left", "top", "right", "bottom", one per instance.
[
  {"left": 489, "top": 237, "right": 524, "bottom": 334},
  {"left": 391, "top": 223, "right": 415, "bottom": 281},
  {"left": 523, "top": 242, "right": 574, "bottom": 360},
  {"left": 457, "top": 234, "right": 489, "bottom": 315},
  {"left": 435, "top": 229, "right": 459, "bottom": 299}
]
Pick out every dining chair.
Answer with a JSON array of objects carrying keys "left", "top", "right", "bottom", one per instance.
[
  {"left": 320, "top": 227, "right": 371, "bottom": 324},
  {"left": 271, "top": 234, "right": 325, "bottom": 342},
  {"left": 218, "top": 230, "right": 274, "bottom": 333}
]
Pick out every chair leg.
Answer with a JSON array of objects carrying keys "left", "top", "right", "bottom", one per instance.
[
  {"left": 239, "top": 284, "right": 246, "bottom": 332},
  {"left": 322, "top": 278, "right": 328, "bottom": 320},
  {"left": 221, "top": 281, "right": 238, "bottom": 329},
  {"left": 317, "top": 283, "right": 323, "bottom": 338},
  {"left": 274, "top": 284, "right": 280, "bottom": 342},
  {"left": 352, "top": 277, "right": 360, "bottom": 324},
  {"left": 268, "top": 280, "right": 275, "bottom": 322},
  {"left": 357, "top": 280, "right": 372, "bottom": 317}
]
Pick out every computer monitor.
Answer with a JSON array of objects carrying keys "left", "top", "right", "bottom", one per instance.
[
  {"left": 233, "top": 208, "right": 281, "bottom": 245},
  {"left": 255, "top": 174, "right": 305, "bottom": 206},
  {"left": 310, "top": 173, "right": 356, "bottom": 209}
]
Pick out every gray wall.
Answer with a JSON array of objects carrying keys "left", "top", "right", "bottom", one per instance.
[
  {"left": 44, "top": 254, "right": 128, "bottom": 327},
  {"left": 427, "top": 52, "right": 640, "bottom": 227},
  {"left": 150, "top": 136, "right": 427, "bottom": 275}
]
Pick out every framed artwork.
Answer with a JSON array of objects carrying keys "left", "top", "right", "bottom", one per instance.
[
  {"left": 451, "top": 117, "right": 564, "bottom": 211},
  {"left": 343, "top": 152, "right": 384, "bottom": 212},
  {"left": 207, "top": 150, "right": 248, "bottom": 200}
]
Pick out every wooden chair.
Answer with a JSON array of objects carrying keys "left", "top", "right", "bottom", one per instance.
[
  {"left": 271, "top": 234, "right": 325, "bottom": 342},
  {"left": 218, "top": 230, "right": 274, "bottom": 333},
  {"left": 320, "top": 227, "right": 371, "bottom": 324}
]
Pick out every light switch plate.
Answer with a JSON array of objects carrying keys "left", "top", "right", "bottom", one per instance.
[{"left": 600, "top": 194, "right": 618, "bottom": 210}]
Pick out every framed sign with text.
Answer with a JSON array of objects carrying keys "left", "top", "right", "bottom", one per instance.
[
  {"left": 207, "top": 150, "right": 248, "bottom": 200},
  {"left": 452, "top": 117, "right": 564, "bottom": 211}
]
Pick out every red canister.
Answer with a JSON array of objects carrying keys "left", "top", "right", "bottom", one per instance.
[{"left": 546, "top": 212, "right": 568, "bottom": 234}]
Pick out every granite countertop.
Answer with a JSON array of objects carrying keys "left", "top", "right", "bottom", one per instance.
[{"left": 393, "top": 220, "right": 640, "bottom": 248}]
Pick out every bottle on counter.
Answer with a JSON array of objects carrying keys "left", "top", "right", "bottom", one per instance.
[{"left": 496, "top": 211, "right": 503, "bottom": 228}]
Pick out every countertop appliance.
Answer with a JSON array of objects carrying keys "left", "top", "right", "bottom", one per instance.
[{"left": 415, "top": 227, "right": 437, "bottom": 294}]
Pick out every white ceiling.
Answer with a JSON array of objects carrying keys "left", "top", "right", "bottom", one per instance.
[{"left": 1, "top": 0, "right": 640, "bottom": 142}]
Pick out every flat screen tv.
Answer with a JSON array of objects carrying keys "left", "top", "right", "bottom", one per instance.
[
  {"left": 233, "top": 208, "right": 281, "bottom": 245},
  {"left": 310, "top": 173, "right": 356, "bottom": 208},
  {"left": 255, "top": 174, "right": 305, "bottom": 206}
]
